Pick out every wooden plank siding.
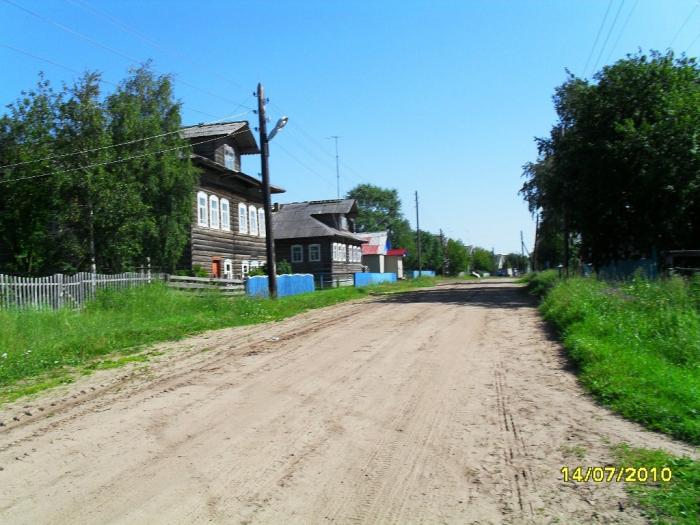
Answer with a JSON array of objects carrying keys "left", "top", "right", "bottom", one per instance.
[{"left": 186, "top": 169, "right": 268, "bottom": 278}]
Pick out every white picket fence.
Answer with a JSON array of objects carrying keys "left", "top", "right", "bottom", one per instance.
[{"left": 0, "top": 271, "right": 164, "bottom": 310}]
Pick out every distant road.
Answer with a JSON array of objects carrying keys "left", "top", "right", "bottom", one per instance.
[{"left": 0, "top": 281, "right": 694, "bottom": 524}]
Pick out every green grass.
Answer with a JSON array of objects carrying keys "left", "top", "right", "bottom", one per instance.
[
  {"left": 528, "top": 272, "right": 700, "bottom": 444},
  {"left": 0, "top": 276, "right": 436, "bottom": 402},
  {"left": 615, "top": 445, "right": 700, "bottom": 524}
]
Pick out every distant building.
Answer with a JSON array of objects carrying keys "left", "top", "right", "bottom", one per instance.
[
  {"left": 359, "top": 231, "right": 406, "bottom": 279},
  {"left": 271, "top": 199, "right": 365, "bottom": 286}
]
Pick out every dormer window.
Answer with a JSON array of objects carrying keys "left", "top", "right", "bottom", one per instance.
[
  {"left": 223, "top": 145, "right": 235, "bottom": 170},
  {"left": 340, "top": 216, "right": 348, "bottom": 230}
]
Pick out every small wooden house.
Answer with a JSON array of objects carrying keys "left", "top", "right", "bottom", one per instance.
[
  {"left": 271, "top": 199, "right": 366, "bottom": 285},
  {"left": 180, "top": 121, "right": 284, "bottom": 278}
]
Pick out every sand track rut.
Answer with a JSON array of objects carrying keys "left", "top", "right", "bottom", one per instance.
[{"left": 0, "top": 281, "right": 696, "bottom": 524}]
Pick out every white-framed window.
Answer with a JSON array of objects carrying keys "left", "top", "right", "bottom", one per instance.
[
  {"left": 309, "top": 244, "right": 320, "bottom": 262},
  {"left": 220, "top": 198, "right": 230, "bottom": 231},
  {"left": 209, "top": 195, "right": 220, "bottom": 229},
  {"left": 238, "top": 203, "right": 248, "bottom": 234},
  {"left": 332, "top": 243, "right": 337, "bottom": 261},
  {"left": 197, "top": 191, "right": 208, "bottom": 227},
  {"left": 341, "top": 243, "right": 347, "bottom": 261},
  {"left": 223, "top": 144, "right": 235, "bottom": 170},
  {"left": 242, "top": 260, "right": 250, "bottom": 276},
  {"left": 258, "top": 208, "right": 266, "bottom": 237},
  {"left": 249, "top": 205, "right": 258, "bottom": 236},
  {"left": 223, "top": 258, "right": 233, "bottom": 279},
  {"left": 291, "top": 244, "right": 303, "bottom": 263}
]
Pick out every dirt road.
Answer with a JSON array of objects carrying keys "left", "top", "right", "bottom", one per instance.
[{"left": 0, "top": 281, "right": 696, "bottom": 524}]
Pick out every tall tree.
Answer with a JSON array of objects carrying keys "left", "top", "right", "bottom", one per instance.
[
  {"left": 521, "top": 51, "right": 700, "bottom": 267},
  {"left": 0, "top": 74, "right": 63, "bottom": 275},
  {"left": 105, "top": 63, "right": 196, "bottom": 272}
]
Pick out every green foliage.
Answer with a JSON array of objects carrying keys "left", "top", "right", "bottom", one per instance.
[
  {"left": 276, "top": 259, "right": 293, "bottom": 275},
  {"left": 522, "top": 51, "right": 700, "bottom": 267},
  {"left": 445, "top": 238, "right": 469, "bottom": 275},
  {"left": 539, "top": 275, "right": 700, "bottom": 444},
  {"left": 0, "top": 64, "right": 195, "bottom": 275},
  {"left": 524, "top": 270, "right": 560, "bottom": 297},
  {"left": 346, "top": 184, "right": 405, "bottom": 244},
  {"left": 471, "top": 247, "right": 495, "bottom": 273},
  {"left": 0, "top": 277, "right": 437, "bottom": 401},
  {"left": 247, "top": 266, "right": 266, "bottom": 277},
  {"left": 614, "top": 445, "right": 700, "bottom": 524}
]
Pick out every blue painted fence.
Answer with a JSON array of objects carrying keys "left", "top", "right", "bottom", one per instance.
[
  {"left": 354, "top": 272, "right": 397, "bottom": 287},
  {"left": 410, "top": 270, "right": 436, "bottom": 278},
  {"left": 246, "top": 274, "right": 315, "bottom": 298}
]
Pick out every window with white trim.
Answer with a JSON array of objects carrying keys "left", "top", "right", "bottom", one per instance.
[
  {"left": 291, "top": 244, "right": 303, "bottom": 263},
  {"left": 242, "top": 260, "right": 250, "bottom": 276},
  {"left": 249, "top": 205, "right": 258, "bottom": 236},
  {"left": 342, "top": 243, "right": 347, "bottom": 261},
  {"left": 309, "top": 244, "right": 320, "bottom": 262},
  {"left": 238, "top": 203, "right": 248, "bottom": 234},
  {"left": 223, "top": 145, "right": 235, "bottom": 170},
  {"left": 197, "top": 191, "right": 208, "bottom": 227},
  {"left": 332, "top": 243, "right": 337, "bottom": 261},
  {"left": 209, "top": 195, "right": 220, "bottom": 229},
  {"left": 258, "top": 208, "right": 266, "bottom": 237},
  {"left": 220, "top": 198, "right": 230, "bottom": 231}
]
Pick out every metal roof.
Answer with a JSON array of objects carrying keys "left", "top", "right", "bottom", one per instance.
[
  {"left": 272, "top": 200, "right": 365, "bottom": 242},
  {"left": 180, "top": 121, "right": 259, "bottom": 154}
]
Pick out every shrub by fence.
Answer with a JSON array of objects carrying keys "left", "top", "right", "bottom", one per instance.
[
  {"left": 0, "top": 271, "right": 163, "bottom": 310},
  {"left": 246, "top": 274, "right": 315, "bottom": 298},
  {"left": 354, "top": 272, "right": 397, "bottom": 287}
]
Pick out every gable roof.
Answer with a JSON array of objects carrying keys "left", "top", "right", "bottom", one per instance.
[
  {"left": 181, "top": 121, "right": 259, "bottom": 154},
  {"left": 272, "top": 199, "right": 365, "bottom": 242},
  {"left": 192, "top": 154, "right": 285, "bottom": 193}
]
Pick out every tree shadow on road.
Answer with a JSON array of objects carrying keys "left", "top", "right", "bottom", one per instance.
[{"left": 374, "top": 282, "right": 535, "bottom": 310}]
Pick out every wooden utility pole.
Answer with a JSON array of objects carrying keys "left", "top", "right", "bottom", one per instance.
[
  {"left": 257, "top": 83, "right": 277, "bottom": 298},
  {"left": 415, "top": 191, "right": 422, "bottom": 277}
]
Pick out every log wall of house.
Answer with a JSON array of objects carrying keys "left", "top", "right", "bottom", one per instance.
[
  {"left": 187, "top": 169, "right": 267, "bottom": 278},
  {"left": 275, "top": 237, "right": 364, "bottom": 277}
]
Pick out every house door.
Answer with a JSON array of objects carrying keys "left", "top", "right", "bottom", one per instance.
[
  {"left": 212, "top": 258, "right": 222, "bottom": 278},
  {"left": 223, "top": 259, "right": 233, "bottom": 279}
]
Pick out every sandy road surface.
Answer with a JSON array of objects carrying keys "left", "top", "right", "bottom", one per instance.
[{"left": 0, "top": 281, "right": 696, "bottom": 524}]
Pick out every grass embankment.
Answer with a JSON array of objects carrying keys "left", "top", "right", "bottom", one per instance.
[
  {"left": 0, "top": 276, "right": 436, "bottom": 403},
  {"left": 526, "top": 271, "right": 700, "bottom": 523}
]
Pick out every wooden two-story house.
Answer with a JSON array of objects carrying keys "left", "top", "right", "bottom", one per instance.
[
  {"left": 180, "top": 121, "right": 284, "bottom": 278},
  {"left": 271, "top": 199, "right": 366, "bottom": 285}
]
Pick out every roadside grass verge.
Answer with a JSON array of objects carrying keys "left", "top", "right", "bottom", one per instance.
[
  {"left": 615, "top": 445, "right": 700, "bottom": 524},
  {"left": 527, "top": 272, "right": 700, "bottom": 445},
  {"left": 0, "top": 276, "right": 436, "bottom": 402}
]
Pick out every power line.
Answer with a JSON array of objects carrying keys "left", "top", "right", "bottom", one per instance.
[
  {"left": 583, "top": 0, "right": 614, "bottom": 77},
  {"left": 273, "top": 141, "right": 336, "bottom": 189},
  {"left": 0, "top": 109, "right": 252, "bottom": 169},
  {"left": 269, "top": 100, "right": 369, "bottom": 186},
  {"left": 592, "top": 0, "right": 626, "bottom": 74},
  {"left": 0, "top": 44, "right": 222, "bottom": 119},
  {"left": 64, "top": 0, "right": 246, "bottom": 92},
  {"left": 605, "top": 0, "right": 639, "bottom": 63},
  {"left": 2, "top": 0, "right": 252, "bottom": 111},
  {"left": 0, "top": 128, "right": 251, "bottom": 185},
  {"left": 670, "top": 1, "right": 700, "bottom": 48}
]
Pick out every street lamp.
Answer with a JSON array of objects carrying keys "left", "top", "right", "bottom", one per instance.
[{"left": 257, "top": 83, "right": 288, "bottom": 299}]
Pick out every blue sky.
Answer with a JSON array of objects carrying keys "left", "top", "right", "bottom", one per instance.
[{"left": 2, "top": 0, "right": 699, "bottom": 253}]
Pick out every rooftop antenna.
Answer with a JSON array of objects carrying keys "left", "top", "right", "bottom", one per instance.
[{"left": 329, "top": 135, "right": 341, "bottom": 198}]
